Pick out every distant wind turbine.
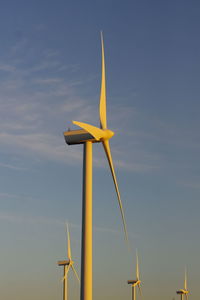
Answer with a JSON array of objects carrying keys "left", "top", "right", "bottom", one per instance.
[
  {"left": 57, "top": 223, "right": 79, "bottom": 300},
  {"left": 63, "top": 32, "right": 128, "bottom": 300},
  {"left": 176, "top": 268, "right": 189, "bottom": 300},
  {"left": 127, "top": 251, "right": 142, "bottom": 300}
]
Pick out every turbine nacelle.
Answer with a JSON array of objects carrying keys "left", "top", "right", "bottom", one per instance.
[
  {"left": 57, "top": 260, "right": 70, "bottom": 266},
  {"left": 127, "top": 279, "right": 141, "bottom": 287},
  {"left": 180, "top": 289, "right": 189, "bottom": 294},
  {"left": 64, "top": 121, "right": 114, "bottom": 145}
]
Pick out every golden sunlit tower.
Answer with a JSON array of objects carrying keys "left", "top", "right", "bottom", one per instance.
[
  {"left": 127, "top": 252, "right": 142, "bottom": 300},
  {"left": 57, "top": 223, "right": 80, "bottom": 300},
  {"left": 63, "top": 33, "right": 128, "bottom": 300},
  {"left": 176, "top": 269, "right": 189, "bottom": 300}
]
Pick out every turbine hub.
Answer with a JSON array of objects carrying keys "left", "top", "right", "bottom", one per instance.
[{"left": 102, "top": 129, "right": 114, "bottom": 140}]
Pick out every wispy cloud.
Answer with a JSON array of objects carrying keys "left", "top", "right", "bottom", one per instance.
[
  {"left": 30, "top": 60, "right": 61, "bottom": 72},
  {"left": 0, "top": 132, "right": 82, "bottom": 164},
  {"left": 0, "top": 212, "right": 63, "bottom": 225},
  {"left": 0, "top": 37, "right": 165, "bottom": 173},
  {"left": 114, "top": 159, "right": 159, "bottom": 172},
  {"left": 33, "top": 78, "right": 64, "bottom": 84},
  {"left": 0, "top": 212, "right": 137, "bottom": 238},
  {"left": 0, "top": 192, "right": 32, "bottom": 200},
  {"left": 179, "top": 180, "right": 200, "bottom": 190},
  {"left": 0, "top": 63, "right": 16, "bottom": 72},
  {"left": 10, "top": 38, "right": 28, "bottom": 55},
  {"left": 0, "top": 162, "right": 26, "bottom": 171}
]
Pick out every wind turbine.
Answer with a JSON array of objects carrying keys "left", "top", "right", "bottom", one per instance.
[
  {"left": 63, "top": 33, "right": 128, "bottom": 300},
  {"left": 176, "top": 269, "right": 189, "bottom": 300},
  {"left": 127, "top": 251, "right": 142, "bottom": 300},
  {"left": 57, "top": 223, "right": 80, "bottom": 300}
]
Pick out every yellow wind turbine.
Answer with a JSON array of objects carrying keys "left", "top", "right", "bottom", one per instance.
[
  {"left": 57, "top": 223, "right": 80, "bottom": 300},
  {"left": 127, "top": 251, "right": 142, "bottom": 300},
  {"left": 176, "top": 268, "right": 189, "bottom": 300},
  {"left": 64, "top": 33, "right": 128, "bottom": 300}
]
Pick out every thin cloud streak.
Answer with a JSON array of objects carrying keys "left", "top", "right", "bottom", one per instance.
[
  {"left": 0, "top": 63, "right": 16, "bottom": 72},
  {"left": 179, "top": 180, "right": 200, "bottom": 190},
  {"left": 33, "top": 78, "right": 64, "bottom": 84},
  {"left": 0, "top": 212, "right": 138, "bottom": 238},
  {"left": 0, "top": 132, "right": 83, "bottom": 165},
  {"left": 0, "top": 162, "right": 27, "bottom": 171}
]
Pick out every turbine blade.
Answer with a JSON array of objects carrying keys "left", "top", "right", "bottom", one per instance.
[
  {"left": 66, "top": 223, "right": 72, "bottom": 260},
  {"left": 184, "top": 267, "right": 187, "bottom": 291},
  {"left": 138, "top": 284, "right": 142, "bottom": 297},
  {"left": 72, "top": 265, "right": 80, "bottom": 284},
  {"left": 99, "top": 31, "right": 107, "bottom": 129},
  {"left": 73, "top": 121, "right": 104, "bottom": 140},
  {"left": 62, "top": 265, "right": 71, "bottom": 282},
  {"left": 102, "top": 140, "right": 129, "bottom": 244},
  {"left": 136, "top": 250, "right": 140, "bottom": 280}
]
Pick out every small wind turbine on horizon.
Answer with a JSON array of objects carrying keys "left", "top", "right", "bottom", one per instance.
[
  {"left": 57, "top": 223, "right": 80, "bottom": 300},
  {"left": 63, "top": 32, "right": 128, "bottom": 300},
  {"left": 127, "top": 251, "right": 142, "bottom": 300},
  {"left": 176, "top": 269, "right": 189, "bottom": 300}
]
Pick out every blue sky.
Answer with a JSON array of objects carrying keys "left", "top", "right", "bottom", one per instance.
[{"left": 0, "top": 1, "right": 200, "bottom": 300}]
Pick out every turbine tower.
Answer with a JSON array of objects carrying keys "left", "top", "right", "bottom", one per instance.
[
  {"left": 127, "top": 252, "right": 142, "bottom": 300},
  {"left": 176, "top": 269, "right": 189, "bottom": 300},
  {"left": 63, "top": 33, "right": 128, "bottom": 300},
  {"left": 57, "top": 223, "right": 80, "bottom": 300}
]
